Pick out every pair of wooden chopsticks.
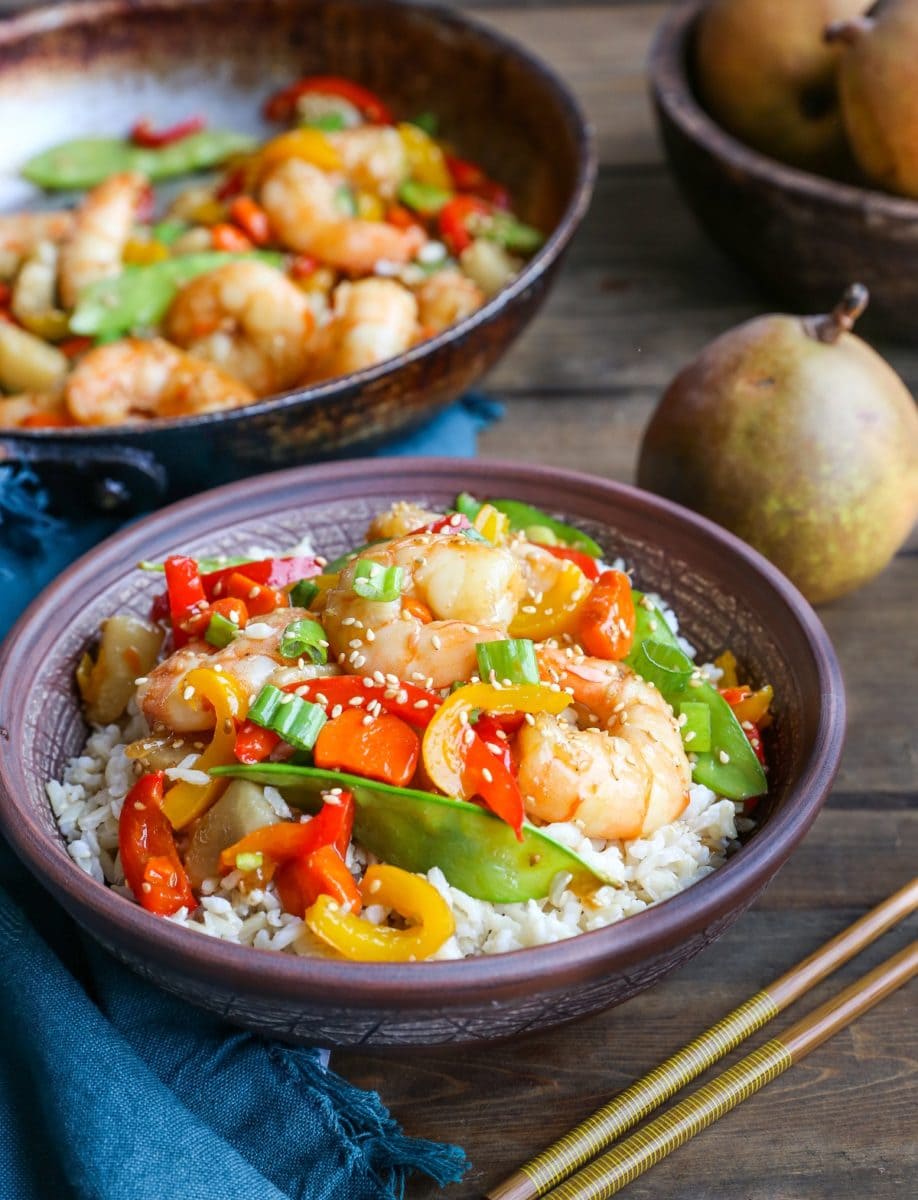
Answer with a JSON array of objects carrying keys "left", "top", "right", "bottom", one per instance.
[{"left": 487, "top": 878, "right": 918, "bottom": 1200}]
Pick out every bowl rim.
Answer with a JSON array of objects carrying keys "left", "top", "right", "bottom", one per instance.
[
  {"left": 0, "top": 0, "right": 598, "bottom": 441},
  {"left": 648, "top": 0, "right": 918, "bottom": 222},
  {"left": 0, "top": 457, "right": 846, "bottom": 1008}
]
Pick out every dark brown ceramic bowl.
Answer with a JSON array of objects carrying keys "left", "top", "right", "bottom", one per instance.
[
  {"left": 0, "top": 0, "right": 595, "bottom": 504},
  {"left": 0, "top": 459, "right": 845, "bottom": 1047},
  {"left": 649, "top": 1, "right": 918, "bottom": 341}
]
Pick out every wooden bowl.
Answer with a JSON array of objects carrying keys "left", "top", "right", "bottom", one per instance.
[
  {"left": 0, "top": 459, "right": 845, "bottom": 1047},
  {"left": 648, "top": 0, "right": 918, "bottom": 340},
  {"left": 0, "top": 0, "right": 595, "bottom": 504}
]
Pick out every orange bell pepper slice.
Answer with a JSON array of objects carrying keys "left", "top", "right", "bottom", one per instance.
[
  {"left": 577, "top": 569, "right": 637, "bottom": 661},
  {"left": 313, "top": 708, "right": 420, "bottom": 788}
]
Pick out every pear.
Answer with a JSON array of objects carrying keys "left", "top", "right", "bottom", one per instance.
[
  {"left": 826, "top": 1, "right": 918, "bottom": 197},
  {"left": 637, "top": 286, "right": 918, "bottom": 604},
  {"left": 695, "top": 0, "right": 870, "bottom": 171}
]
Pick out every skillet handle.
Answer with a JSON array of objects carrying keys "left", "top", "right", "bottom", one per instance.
[{"left": 0, "top": 437, "right": 168, "bottom": 515}]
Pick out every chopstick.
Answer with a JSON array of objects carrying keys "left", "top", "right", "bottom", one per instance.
[
  {"left": 539, "top": 939, "right": 917, "bottom": 1199},
  {"left": 487, "top": 878, "right": 918, "bottom": 1200}
]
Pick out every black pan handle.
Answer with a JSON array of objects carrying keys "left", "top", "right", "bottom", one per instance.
[{"left": 0, "top": 437, "right": 168, "bottom": 515}]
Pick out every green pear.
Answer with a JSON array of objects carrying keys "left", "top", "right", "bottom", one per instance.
[
  {"left": 637, "top": 286, "right": 918, "bottom": 604},
  {"left": 695, "top": 0, "right": 870, "bottom": 170},
  {"left": 826, "top": 0, "right": 918, "bottom": 197}
]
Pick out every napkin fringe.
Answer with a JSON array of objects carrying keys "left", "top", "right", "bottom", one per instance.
[
  {"left": 0, "top": 464, "right": 63, "bottom": 562},
  {"left": 270, "top": 1045, "right": 469, "bottom": 1197}
]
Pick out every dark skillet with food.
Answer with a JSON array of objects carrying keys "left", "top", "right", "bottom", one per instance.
[{"left": 0, "top": 0, "right": 595, "bottom": 509}]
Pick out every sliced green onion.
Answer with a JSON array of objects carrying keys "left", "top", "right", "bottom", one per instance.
[
  {"left": 631, "top": 639, "right": 694, "bottom": 697},
  {"left": 235, "top": 851, "right": 264, "bottom": 872},
  {"left": 398, "top": 179, "right": 453, "bottom": 215},
  {"left": 204, "top": 611, "right": 241, "bottom": 648},
  {"left": 289, "top": 578, "right": 320, "bottom": 608},
  {"left": 352, "top": 560, "right": 403, "bottom": 602},
  {"left": 523, "top": 524, "right": 559, "bottom": 546},
  {"left": 678, "top": 701, "right": 712, "bottom": 753},
  {"left": 334, "top": 184, "right": 357, "bottom": 216},
  {"left": 461, "top": 527, "right": 490, "bottom": 545},
  {"left": 410, "top": 111, "right": 438, "bottom": 136},
  {"left": 303, "top": 112, "right": 347, "bottom": 132},
  {"left": 476, "top": 639, "right": 539, "bottom": 686},
  {"left": 454, "top": 492, "right": 481, "bottom": 521},
  {"left": 151, "top": 219, "right": 189, "bottom": 245},
  {"left": 247, "top": 684, "right": 327, "bottom": 753},
  {"left": 485, "top": 212, "right": 545, "bottom": 253},
  {"left": 279, "top": 618, "right": 327, "bottom": 664}
]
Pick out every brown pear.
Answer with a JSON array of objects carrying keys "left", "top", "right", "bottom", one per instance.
[
  {"left": 695, "top": 0, "right": 870, "bottom": 170},
  {"left": 826, "top": 0, "right": 918, "bottom": 197},
  {"left": 637, "top": 286, "right": 918, "bottom": 604}
]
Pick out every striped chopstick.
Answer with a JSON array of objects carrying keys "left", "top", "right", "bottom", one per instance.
[
  {"left": 540, "top": 939, "right": 917, "bottom": 1200},
  {"left": 487, "top": 877, "right": 918, "bottom": 1200}
]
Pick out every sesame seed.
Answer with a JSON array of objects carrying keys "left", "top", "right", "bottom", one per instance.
[
  {"left": 348, "top": 695, "right": 365, "bottom": 706},
  {"left": 684, "top": 731, "right": 696, "bottom": 743},
  {"left": 182, "top": 685, "right": 195, "bottom": 701},
  {"left": 134, "top": 676, "right": 149, "bottom": 686},
  {"left": 413, "top": 699, "right": 429, "bottom": 709},
  {"left": 341, "top": 616, "right": 356, "bottom": 626},
  {"left": 481, "top": 767, "right": 494, "bottom": 783},
  {"left": 353, "top": 655, "right": 367, "bottom": 668},
  {"left": 368, "top": 878, "right": 382, "bottom": 894},
  {"left": 431, "top": 634, "right": 442, "bottom": 650},
  {"left": 133, "top": 801, "right": 146, "bottom": 811},
  {"left": 248, "top": 587, "right": 259, "bottom": 600},
  {"left": 361, "top": 713, "right": 374, "bottom": 726},
  {"left": 141, "top": 882, "right": 152, "bottom": 893},
  {"left": 524, "top": 712, "right": 536, "bottom": 725},
  {"left": 365, "top": 629, "right": 376, "bottom": 642},
  {"left": 331, "top": 705, "right": 343, "bottom": 719},
  {"left": 213, "top": 663, "right": 224, "bottom": 673},
  {"left": 315, "top": 556, "right": 327, "bottom": 567},
  {"left": 718, "top": 750, "right": 731, "bottom": 764}
]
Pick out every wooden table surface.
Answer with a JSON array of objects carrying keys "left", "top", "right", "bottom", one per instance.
[{"left": 335, "top": 4, "right": 918, "bottom": 1197}]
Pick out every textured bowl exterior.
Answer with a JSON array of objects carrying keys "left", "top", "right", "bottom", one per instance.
[
  {"left": 649, "top": 1, "right": 918, "bottom": 340},
  {"left": 0, "top": 0, "right": 595, "bottom": 499},
  {"left": 0, "top": 459, "right": 845, "bottom": 1046}
]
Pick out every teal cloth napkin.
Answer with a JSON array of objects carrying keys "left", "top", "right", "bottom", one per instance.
[{"left": 0, "top": 395, "right": 500, "bottom": 1199}]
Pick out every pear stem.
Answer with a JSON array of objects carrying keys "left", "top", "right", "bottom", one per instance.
[
  {"left": 825, "top": 16, "right": 875, "bottom": 46},
  {"left": 806, "top": 284, "right": 870, "bottom": 345}
]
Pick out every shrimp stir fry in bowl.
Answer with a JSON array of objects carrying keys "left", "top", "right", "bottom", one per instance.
[
  {"left": 51, "top": 495, "right": 774, "bottom": 962},
  {"left": 0, "top": 79, "right": 546, "bottom": 429}
]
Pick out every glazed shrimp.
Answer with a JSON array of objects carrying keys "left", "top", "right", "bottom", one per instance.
[
  {"left": 65, "top": 338, "right": 255, "bottom": 426},
  {"left": 322, "top": 530, "right": 526, "bottom": 688},
  {"left": 304, "top": 278, "right": 417, "bottom": 382},
  {"left": 164, "top": 261, "right": 316, "bottom": 396},
  {"left": 0, "top": 212, "right": 75, "bottom": 279},
  {"left": 58, "top": 172, "right": 146, "bottom": 309},
  {"left": 0, "top": 390, "right": 68, "bottom": 428},
  {"left": 515, "top": 646, "right": 691, "bottom": 840},
  {"left": 414, "top": 269, "right": 485, "bottom": 335},
  {"left": 260, "top": 158, "right": 424, "bottom": 274},
  {"left": 327, "top": 126, "right": 409, "bottom": 199},
  {"left": 137, "top": 608, "right": 340, "bottom": 733},
  {"left": 365, "top": 500, "right": 440, "bottom": 541}
]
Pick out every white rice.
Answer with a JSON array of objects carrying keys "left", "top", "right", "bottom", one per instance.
[{"left": 45, "top": 561, "right": 743, "bottom": 958}]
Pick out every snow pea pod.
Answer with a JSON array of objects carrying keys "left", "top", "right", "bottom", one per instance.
[
  {"left": 22, "top": 130, "right": 256, "bottom": 191},
  {"left": 210, "top": 763, "right": 613, "bottom": 903},
  {"left": 70, "top": 250, "right": 283, "bottom": 341},
  {"left": 627, "top": 592, "right": 767, "bottom": 801},
  {"left": 454, "top": 493, "right": 602, "bottom": 556}
]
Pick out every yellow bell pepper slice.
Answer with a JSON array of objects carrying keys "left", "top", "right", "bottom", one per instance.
[
  {"left": 356, "top": 189, "right": 385, "bottom": 221},
  {"left": 508, "top": 559, "right": 592, "bottom": 641},
  {"left": 123, "top": 239, "right": 171, "bottom": 266},
  {"left": 305, "top": 864, "right": 454, "bottom": 961},
  {"left": 397, "top": 122, "right": 452, "bottom": 190},
  {"left": 730, "top": 684, "right": 774, "bottom": 729},
  {"left": 161, "top": 668, "right": 250, "bottom": 829},
  {"left": 473, "top": 503, "right": 510, "bottom": 545},
  {"left": 252, "top": 128, "right": 342, "bottom": 186},
  {"left": 422, "top": 681, "right": 570, "bottom": 797},
  {"left": 714, "top": 650, "right": 739, "bottom": 689}
]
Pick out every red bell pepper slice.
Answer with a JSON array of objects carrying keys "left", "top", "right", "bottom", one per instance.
[
  {"left": 264, "top": 76, "right": 393, "bottom": 124},
  {"left": 461, "top": 729, "right": 525, "bottom": 840},
  {"left": 313, "top": 708, "right": 420, "bottom": 788},
  {"left": 130, "top": 116, "right": 206, "bottom": 148},
  {"left": 577, "top": 569, "right": 637, "bottom": 661},
  {"left": 288, "top": 675, "right": 442, "bottom": 727},
  {"left": 211, "top": 223, "right": 253, "bottom": 253},
  {"left": 408, "top": 512, "right": 473, "bottom": 537},
  {"left": 58, "top": 335, "right": 94, "bottom": 359},
  {"left": 533, "top": 543, "right": 601, "bottom": 582},
  {"left": 228, "top": 196, "right": 272, "bottom": 246},
  {"left": 225, "top": 572, "right": 286, "bottom": 616},
  {"left": 204, "top": 556, "right": 320, "bottom": 600},
  {"left": 234, "top": 722, "right": 281, "bottom": 764},
  {"left": 220, "top": 792, "right": 355, "bottom": 871},
  {"left": 164, "top": 555, "right": 208, "bottom": 648},
  {"left": 438, "top": 195, "right": 490, "bottom": 255},
  {"left": 275, "top": 844, "right": 362, "bottom": 916},
  {"left": 118, "top": 773, "right": 197, "bottom": 916},
  {"left": 215, "top": 166, "right": 246, "bottom": 202}
]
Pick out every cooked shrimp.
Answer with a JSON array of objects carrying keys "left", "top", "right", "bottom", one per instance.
[
  {"left": 414, "top": 268, "right": 484, "bottom": 334},
  {"left": 304, "top": 277, "right": 417, "bottom": 382},
  {"left": 137, "top": 608, "right": 340, "bottom": 733},
  {"left": 164, "top": 261, "right": 315, "bottom": 397},
  {"left": 65, "top": 337, "right": 255, "bottom": 426},
  {"left": 260, "top": 158, "right": 424, "bottom": 274},
  {"left": 365, "top": 500, "right": 440, "bottom": 541},
  {"left": 0, "top": 212, "right": 74, "bottom": 279},
  {"left": 327, "top": 126, "right": 409, "bottom": 199},
  {"left": 323, "top": 530, "right": 526, "bottom": 688},
  {"left": 58, "top": 172, "right": 145, "bottom": 309},
  {"left": 0, "top": 390, "right": 68, "bottom": 428},
  {"left": 515, "top": 647, "right": 691, "bottom": 840}
]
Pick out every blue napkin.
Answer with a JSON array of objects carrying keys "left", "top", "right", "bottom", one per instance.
[{"left": 0, "top": 394, "right": 501, "bottom": 1199}]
